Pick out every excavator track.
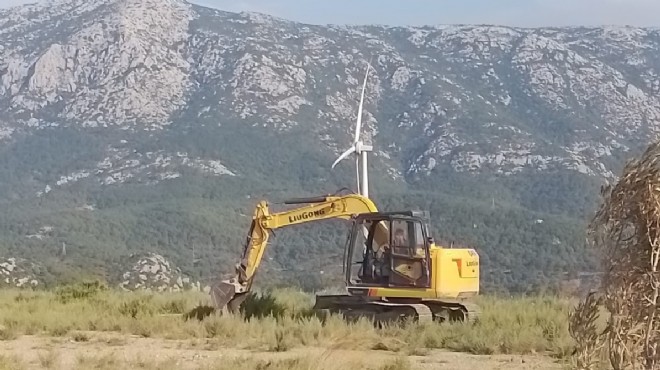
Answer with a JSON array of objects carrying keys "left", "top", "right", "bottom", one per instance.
[
  {"left": 422, "top": 299, "right": 480, "bottom": 324},
  {"left": 314, "top": 294, "right": 479, "bottom": 326}
]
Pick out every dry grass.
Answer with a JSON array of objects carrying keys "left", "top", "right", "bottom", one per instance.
[
  {"left": 37, "top": 349, "right": 59, "bottom": 369},
  {"left": 0, "top": 354, "right": 25, "bottom": 370},
  {"left": 198, "top": 352, "right": 411, "bottom": 370},
  {"left": 0, "top": 284, "right": 576, "bottom": 360},
  {"left": 71, "top": 351, "right": 411, "bottom": 370},
  {"left": 7, "top": 340, "right": 412, "bottom": 370},
  {"left": 73, "top": 352, "right": 182, "bottom": 370}
]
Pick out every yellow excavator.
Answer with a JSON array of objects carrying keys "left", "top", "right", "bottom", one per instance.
[{"left": 210, "top": 192, "right": 480, "bottom": 324}]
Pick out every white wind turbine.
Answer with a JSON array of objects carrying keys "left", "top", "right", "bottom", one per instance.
[{"left": 331, "top": 62, "right": 373, "bottom": 198}]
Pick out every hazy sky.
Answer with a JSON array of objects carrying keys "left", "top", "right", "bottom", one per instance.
[{"left": 1, "top": 0, "right": 659, "bottom": 28}]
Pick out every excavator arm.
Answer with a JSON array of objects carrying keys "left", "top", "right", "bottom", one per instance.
[{"left": 210, "top": 193, "right": 384, "bottom": 312}]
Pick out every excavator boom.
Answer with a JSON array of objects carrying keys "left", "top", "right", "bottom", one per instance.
[{"left": 210, "top": 194, "right": 383, "bottom": 312}]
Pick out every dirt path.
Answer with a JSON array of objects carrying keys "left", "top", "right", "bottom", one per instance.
[{"left": 0, "top": 333, "right": 565, "bottom": 369}]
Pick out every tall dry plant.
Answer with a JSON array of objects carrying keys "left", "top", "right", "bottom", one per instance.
[
  {"left": 569, "top": 292, "right": 607, "bottom": 370},
  {"left": 583, "top": 141, "right": 660, "bottom": 370}
]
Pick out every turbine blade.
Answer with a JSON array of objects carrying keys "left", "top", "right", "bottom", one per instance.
[
  {"left": 331, "top": 147, "right": 356, "bottom": 169},
  {"left": 354, "top": 63, "right": 371, "bottom": 144}
]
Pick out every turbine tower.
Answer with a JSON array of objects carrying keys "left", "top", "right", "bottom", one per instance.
[{"left": 331, "top": 62, "right": 373, "bottom": 198}]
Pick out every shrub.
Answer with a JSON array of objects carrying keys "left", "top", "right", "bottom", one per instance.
[
  {"left": 268, "top": 328, "right": 290, "bottom": 352},
  {"left": 240, "top": 291, "right": 286, "bottom": 319},
  {"left": 118, "top": 296, "right": 155, "bottom": 319},
  {"left": 71, "top": 332, "right": 90, "bottom": 342},
  {"left": 0, "top": 326, "right": 17, "bottom": 341},
  {"left": 55, "top": 280, "right": 107, "bottom": 304},
  {"left": 159, "top": 298, "right": 187, "bottom": 314}
]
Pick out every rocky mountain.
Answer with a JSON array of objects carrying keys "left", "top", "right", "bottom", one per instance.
[
  {"left": 0, "top": 257, "right": 41, "bottom": 288},
  {"left": 0, "top": 252, "right": 205, "bottom": 292},
  {"left": 118, "top": 252, "right": 206, "bottom": 292},
  {"left": 0, "top": 0, "right": 658, "bottom": 292}
]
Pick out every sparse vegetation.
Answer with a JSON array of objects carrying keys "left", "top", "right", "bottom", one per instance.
[
  {"left": 0, "top": 354, "right": 25, "bottom": 370},
  {"left": 199, "top": 352, "right": 411, "bottom": 370},
  {"left": 0, "top": 286, "right": 576, "bottom": 359},
  {"left": 74, "top": 352, "right": 176, "bottom": 370},
  {"left": 71, "top": 331, "right": 90, "bottom": 342},
  {"left": 0, "top": 325, "right": 17, "bottom": 341},
  {"left": 54, "top": 280, "right": 107, "bottom": 304},
  {"left": 37, "top": 349, "right": 58, "bottom": 369}
]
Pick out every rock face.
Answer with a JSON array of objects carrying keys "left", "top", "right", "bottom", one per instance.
[
  {"left": 4, "top": 0, "right": 193, "bottom": 128},
  {"left": 119, "top": 253, "right": 201, "bottom": 292},
  {"left": 0, "top": 258, "right": 41, "bottom": 288}
]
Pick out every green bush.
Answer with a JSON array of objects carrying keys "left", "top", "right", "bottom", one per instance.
[
  {"left": 55, "top": 280, "right": 107, "bottom": 304},
  {"left": 118, "top": 296, "right": 155, "bottom": 319},
  {"left": 240, "top": 291, "right": 286, "bottom": 319},
  {"left": 159, "top": 298, "right": 187, "bottom": 314}
]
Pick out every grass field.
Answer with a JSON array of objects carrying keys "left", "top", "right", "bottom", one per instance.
[{"left": 0, "top": 283, "right": 579, "bottom": 369}]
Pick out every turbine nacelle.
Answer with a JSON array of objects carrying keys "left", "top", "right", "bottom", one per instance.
[{"left": 331, "top": 141, "right": 373, "bottom": 170}]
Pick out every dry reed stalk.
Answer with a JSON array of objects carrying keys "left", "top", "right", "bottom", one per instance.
[
  {"left": 569, "top": 292, "right": 606, "bottom": 370},
  {"left": 579, "top": 141, "right": 660, "bottom": 370}
]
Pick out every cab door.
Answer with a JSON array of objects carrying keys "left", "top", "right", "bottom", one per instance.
[{"left": 386, "top": 218, "right": 431, "bottom": 288}]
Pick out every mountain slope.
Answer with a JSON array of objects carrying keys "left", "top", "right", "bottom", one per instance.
[{"left": 0, "top": 0, "right": 658, "bottom": 291}]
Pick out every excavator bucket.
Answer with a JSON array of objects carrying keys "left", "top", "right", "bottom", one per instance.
[
  {"left": 209, "top": 277, "right": 250, "bottom": 314},
  {"left": 210, "top": 281, "right": 237, "bottom": 312},
  {"left": 184, "top": 280, "right": 245, "bottom": 321}
]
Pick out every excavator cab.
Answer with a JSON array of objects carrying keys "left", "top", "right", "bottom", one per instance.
[{"left": 344, "top": 211, "right": 432, "bottom": 290}]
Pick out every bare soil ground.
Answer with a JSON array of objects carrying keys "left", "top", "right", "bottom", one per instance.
[{"left": 0, "top": 332, "right": 565, "bottom": 370}]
